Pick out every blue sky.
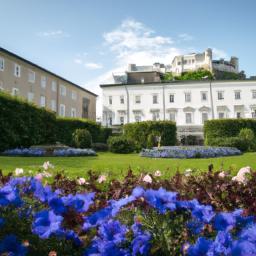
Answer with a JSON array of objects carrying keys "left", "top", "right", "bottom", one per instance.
[{"left": 1, "top": 0, "right": 256, "bottom": 104}]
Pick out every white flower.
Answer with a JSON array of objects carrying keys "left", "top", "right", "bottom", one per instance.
[
  {"left": 77, "top": 177, "right": 86, "bottom": 185},
  {"left": 42, "top": 171, "right": 52, "bottom": 178},
  {"left": 218, "top": 171, "right": 226, "bottom": 178},
  {"left": 15, "top": 168, "right": 24, "bottom": 176},
  {"left": 42, "top": 161, "right": 54, "bottom": 170},
  {"left": 154, "top": 170, "right": 162, "bottom": 177},
  {"left": 184, "top": 169, "right": 192, "bottom": 177},
  {"left": 143, "top": 174, "right": 152, "bottom": 183},
  {"left": 98, "top": 175, "right": 107, "bottom": 184},
  {"left": 232, "top": 166, "right": 251, "bottom": 184}
]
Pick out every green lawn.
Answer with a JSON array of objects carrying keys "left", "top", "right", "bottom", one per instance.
[{"left": 0, "top": 152, "right": 255, "bottom": 179}]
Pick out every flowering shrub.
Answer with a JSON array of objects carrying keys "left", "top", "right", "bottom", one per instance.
[
  {"left": 0, "top": 168, "right": 256, "bottom": 255},
  {"left": 2, "top": 147, "right": 96, "bottom": 157},
  {"left": 140, "top": 146, "right": 241, "bottom": 159}
]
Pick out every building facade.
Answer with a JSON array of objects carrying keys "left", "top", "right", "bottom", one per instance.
[
  {"left": 100, "top": 80, "right": 256, "bottom": 138},
  {"left": 0, "top": 48, "right": 97, "bottom": 120}
]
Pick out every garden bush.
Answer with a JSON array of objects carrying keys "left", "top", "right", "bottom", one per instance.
[
  {"left": 204, "top": 119, "right": 256, "bottom": 144},
  {"left": 239, "top": 128, "right": 255, "bottom": 151},
  {"left": 146, "top": 131, "right": 161, "bottom": 148},
  {"left": 0, "top": 92, "right": 56, "bottom": 151},
  {"left": 72, "top": 129, "right": 92, "bottom": 148},
  {"left": 123, "top": 121, "right": 176, "bottom": 150},
  {"left": 92, "top": 142, "right": 108, "bottom": 151},
  {"left": 107, "top": 136, "right": 135, "bottom": 153}
]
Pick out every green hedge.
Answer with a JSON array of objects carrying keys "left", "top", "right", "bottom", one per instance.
[
  {"left": 107, "top": 136, "right": 135, "bottom": 153},
  {"left": 204, "top": 119, "right": 256, "bottom": 145},
  {"left": 123, "top": 121, "right": 176, "bottom": 150},
  {"left": 56, "top": 118, "right": 101, "bottom": 146},
  {"left": 0, "top": 92, "right": 108, "bottom": 151},
  {"left": 0, "top": 92, "right": 56, "bottom": 151}
]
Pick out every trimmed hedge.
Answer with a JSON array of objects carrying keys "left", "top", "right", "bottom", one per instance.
[
  {"left": 0, "top": 92, "right": 107, "bottom": 151},
  {"left": 204, "top": 119, "right": 256, "bottom": 145},
  {"left": 0, "top": 92, "right": 56, "bottom": 151},
  {"left": 72, "top": 129, "right": 92, "bottom": 148},
  {"left": 123, "top": 121, "right": 176, "bottom": 150},
  {"left": 56, "top": 118, "right": 100, "bottom": 146},
  {"left": 107, "top": 136, "right": 135, "bottom": 153}
]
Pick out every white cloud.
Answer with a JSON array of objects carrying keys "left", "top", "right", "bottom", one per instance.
[
  {"left": 212, "top": 47, "right": 228, "bottom": 59},
  {"left": 178, "top": 33, "right": 194, "bottom": 41},
  {"left": 37, "top": 30, "right": 70, "bottom": 38},
  {"left": 74, "top": 58, "right": 83, "bottom": 64},
  {"left": 84, "top": 62, "right": 103, "bottom": 69}
]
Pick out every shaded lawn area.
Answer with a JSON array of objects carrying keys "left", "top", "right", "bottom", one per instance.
[{"left": 0, "top": 152, "right": 255, "bottom": 179}]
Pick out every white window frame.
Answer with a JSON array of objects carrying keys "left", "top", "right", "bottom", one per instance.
[
  {"left": 135, "top": 115, "right": 142, "bottom": 122},
  {"left": 152, "top": 112, "right": 160, "bottom": 121},
  {"left": 252, "top": 90, "right": 256, "bottom": 99},
  {"left": 109, "top": 96, "right": 112, "bottom": 105},
  {"left": 40, "top": 95, "right": 46, "bottom": 107},
  {"left": 0, "top": 57, "right": 4, "bottom": 71},
  {"left": 185, "top": 112, "right": 192, "bottom": 124},
  {"left": 120, "top": 116, "right": 124, "bottom": 124},
  {"left": 217, "top": 91, "right": 224, "bottom": 100},
  {"left": 153, "top": 94, "right": 158, "bottom": 104},
  {"left": 202, "top": 112, "right": 208, "bottom": 124},
  {"left": 12, "top": 88, "right": 19, "bottom": 96},
  {"left": 41, "top": 76, "right": 47, "bottom": 88},
  {"left": 218, "top": 112, "right": 225, "bottom": 119},
  {"left": 135, "top": 95, "right": 141, "bottom": 104},
  {"left": 27, "top": 92, "right": 34, "bottom": 102},
  {"left": 169, "top": 94, "right": 175, "bottom": 103},
  {"left": 51, "top": 100, "right": 57, "bottom": 112},
  {"left": 120, "top": 95, "right": 124, "bottom": 104},
  {"left": 60, "top": 104, "right": 66, "bottom": 117},
  {"left": 201, "top": 91, "right": 208, "bottom": 101},
  {"left": 51, "top": 81, "right": 57, "bottom": 92},
  {"left": 71, "top": 90, "right": 77, "bottom": 100},
  {"left": 14, "top": 64, "right": 21, "bottom": 77},
  {"left": 236, "top": 112, "right": 242, "bottom": 118},
  {"left": 234, "top": 91, "right": 241, "bottom": 100},
  {"left": 185, "top": 92, "right": 191, "bottom": 102},
  {"left": 169, "top": 112, "right": 175, "bottom": 121},
  {"left": 28, "top": 70, "right": 35, "bottom": 83},
  {"left": 71, "top": 107, "right": 77, "bottom": 118},
  {"left": 60, "top": 84, "right": 66, "bottom": 96}
]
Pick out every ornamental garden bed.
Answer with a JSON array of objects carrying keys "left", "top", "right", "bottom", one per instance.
[
  {"left": 0, "top": 165, "right": 256, "bottom": 255},
  {"left": 140, "top": 146, "right": 241, "bottom": 159},
  {"left": 2, "top": 145, "right": 96, "bottom": 157}
]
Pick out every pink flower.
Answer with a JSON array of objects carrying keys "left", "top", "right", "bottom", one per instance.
[
  {"left": 77, "top": 177, "right": 86, "bottom": 185},
  {"left": 42, "top": 171, "right": 52, "bottom": 178},
  {"left": 98, "top": 175, "right": 107, "bottom": 183},
  {"left": 232, "top": 166, "right": 251, "bottom": 184},
  {"left": 154, "top": 170, "right": 162, "bottom": 177},
  {"left": 143, "top": 174, "right": 152, "bottom": 183},
  {"left": 218, "top": 171, "right": 226, "bottom": 178},
  {"left": 42, "top": 161, "right": 54, "bottom": 170},
  {"left": 35, "top": 173, "right": 43, "bottom": 181}
]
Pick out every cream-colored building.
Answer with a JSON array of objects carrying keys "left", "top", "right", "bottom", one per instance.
[{"left": 0, "top": 47, "right": 97, "bottom": 120}]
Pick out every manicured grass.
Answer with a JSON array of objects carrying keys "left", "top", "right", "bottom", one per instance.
[{"left": 1, "top": 152, "right": 256, "bottom": 179}]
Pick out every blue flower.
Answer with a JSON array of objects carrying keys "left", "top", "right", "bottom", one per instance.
[
  {"left": 210, "top": 231, "right": 232, "bottom": 255},
  {"left": 187, "top": 237, "right": 213, "bottom": 256},
  {"left": 132, "top": 187, "right": 145, "bottom": 198},
  {"left": 0, "top": 235, "right": 27, "bottom": 256},
  {"left": 191, "top": 204, "right": 215, "bottom": 223},
  {"left": 0, "top": 217, "right": 5, "bottom": 227},
  {"left": 231, "top": 241, "right": 256, "bottom": 256},
  {"left": 32, "top": 210, "right": 63, "bottom": 239},
  {"left": 0, "top": 185, "right": 22, "bottom": 207},
  {"left": 214, "top": 212, "right": 236, "bottom": 231},
  {"left": 48, "top": 197, "right": 66, "bottom": 215}
]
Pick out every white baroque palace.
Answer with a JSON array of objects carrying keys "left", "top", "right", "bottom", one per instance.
[{"left": 100, "top": 80, "right": 256, "bottom": 138}]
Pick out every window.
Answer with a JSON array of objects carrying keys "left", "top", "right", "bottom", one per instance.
[
  {"left": 120, "top": 116, "right": 124, "bottom": 124},
  {"left": 135, "top": 115, "right": 141, "bottom": 122},
  {"left": 252, "top": 110, "right": 256, "bottom": 118},
  {"left": 236, "top": 112, "right": 241, "bottom": 118},
  {"left": 218, "top": 112, "right": 225, "bottom": 119},
  {"left": 51, "top": 100, "right": 57, "bottom": 112},
  {"left": 109, "top": 96, "right": 112, "bottom": 105},
  {"left": 120, "top": 95, "right": 124, "bottom": 104},
  {"left": 153, "top": 95, "right": 158, "bottom": 104},
  {"left": 178, "top": 61, "right": 181, "bottom": 65},
  {"left": 152, "top": 112, "right": 159, "bottom": 121},
  {"left": 235, "top": 91, "right": 241, "bottom": 100},
  {"left": 71, "top": 108, "right": 76, "bottom": 118},
  {"left": 218, "top": 91, "right": 224, "bottom": 100},
  {"left": 14, "top": 64, "right": 21, "bottom": 77},
  {"left": 60, "top": 84, "right": 66, "bottom": 96},
  {"left": 41, "top": 76, "right": 47, "bottom": 88},
  {"left": 185, "top": 92, "right": 191, "bottom": 102},
  {"left": 12, "top": 88, "right": 19, "bottom": 96},
  {"left": 252, "top": 90, "right": 256, "bottom": 99},
  {"left": 0, "top": 57, "right": 4, "bottom": 71},
  {"left": 28, "top": 70, "right": 35, "bottom": 83},
  {"left": 201, "top": 92, "right": 208, "bottom": 101},
  {"left": 185, "top": 113, "right": 192, "bottom": 124},
  {"left": 51, "top": 81, "right": 57, "bottom": 92},
  {"left": 183, "top": 60, "right": 187, "bottom": 64},
  {"left": 109, "top": 117, "right": 112, "bottom": 126},
  {"left": 169, "top": 112, "right": 175, "bottom": 121},
  {"left": 27, "top": 92, "right": 34, "bottom": 102},
  {"left": 40, "top": 95, "right": 46, "bottom": 107},
  {"left": 169, "top": 94, "right": 174, "bottom": 103},
  {"left": 71, "top": 90, "right": 77, "bottom": 100},
  {"left": 202, "top": 112, "right": 208, "bottom": 123},
  {"left": 135, "top": 95, "right": 141, "bottom": 104},
  {"left": 60, "top": 104, "right": 65, "bottom": 117}
]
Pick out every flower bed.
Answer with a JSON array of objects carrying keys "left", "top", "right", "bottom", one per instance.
[
  {"left": 140, "top": 146, "right": 241, "bottom": 158},
  {"left": 0, "top": 167, "right": 256, "bottom": 255},
  {"left": 2, "top": 147, "right": 96, "bottom": 157}
]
